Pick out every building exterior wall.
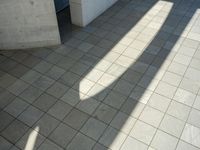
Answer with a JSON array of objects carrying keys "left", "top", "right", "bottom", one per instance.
[{"left": 0, "top": 0, "right": 61, "bottom": 50}]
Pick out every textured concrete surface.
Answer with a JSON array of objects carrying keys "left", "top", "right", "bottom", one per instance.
[{"left": 0, "top": 0, "right": 61, "bottom": 50}]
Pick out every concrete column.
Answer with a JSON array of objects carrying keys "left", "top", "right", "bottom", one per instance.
[
  {"left": 69, "top": 0, "right": 118, "bottom": 27},
  {"left": 0, "top": 0, "right": 61, "bottom": 50}
]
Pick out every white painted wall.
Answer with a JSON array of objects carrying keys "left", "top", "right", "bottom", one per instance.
[
  {"left": 69, "top": 0, "right": 118, "bottom": 26},
  {"left": 0, "top": 0, "right": 61, "bottom": 50}
]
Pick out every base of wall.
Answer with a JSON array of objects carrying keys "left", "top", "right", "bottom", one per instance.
[{"left": 69, "top": 0, "right": 118, "bottom": 27}]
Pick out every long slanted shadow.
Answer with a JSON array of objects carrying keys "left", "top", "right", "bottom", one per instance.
[
  {"left": 74, "top": 0, "right": 199, "bottom": 149},
  {"left": 0, "top": 0, "right": 199, "bottom": 149}
]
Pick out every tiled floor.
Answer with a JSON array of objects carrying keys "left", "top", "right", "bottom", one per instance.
[{"left": 1, "top": 0, "right": 200, "bottom": 149}]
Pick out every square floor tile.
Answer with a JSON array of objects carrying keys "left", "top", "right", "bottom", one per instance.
[
  {"left": 21, "top": 70, "right": 41, "bottom": 84},
  {"left": 93, "top": 103, "right": 117, "bottom": 124},
  {"left": 180, "top": 78, "right": 200, "bottom": 94},
  {"left": 81, "top": 118, "right": 107, "bottom": 140},
  {"left": 188, "top": 108, "right": 200, "bottom": 128},
  {"left": 58, "top": 72, "right": 80, "bottom": 87},
  {"left": 121, "top": 136, "right": 148, "bottom": 150},
  {"left": 167, "top": 62, "right": 187, "bottom": 76},
  {"left": 93, "top": 143, "right": 108, "bottom": 150},
  {"left": 113, "top": 79, "right": 135, "bottom": 96},
  {"left": 63, "top": 108, "right": 89, "bottom": 130},
  {"left": 61, "top": 88, "right": 82, "bottom": 106},
  {"left": 1, "top": 120, "right": 29, "bottom": 143},
  {"left": 176, "top": 140, "right": 200, "bottom": 150},
  {"left": 130, "top": 120, "right": 156, "bottom": 145},
  {"left": 139, "top": 106, "right": 164, "bottom": 127},
  {"left": 19, "top": 86, "right": 43, "bottom": 103},
  {"left": 155, "top": 81, "right": 177, "bottom": 98},
  {"left": 0, "top": 136, "right": 13, "bottom": 150},
  {"left": 151, "top": 130, "right": 178, "bottom": 150},
  {"left": 49, "top": 123, "right": 76, "bottom": 148},
  {"left": 0, "top": 111, "right": 14, "bottom": 132},
  {"left": 45, "top": 66, "right": 65, "bottom": 80},
  {"left": 162, "top": 71, "right": 182, "bottom": 86},
  {"left": 173, "top": 88, "right": 196, "bottom": 106},
  {"left": 46, "top": 82, "right": 69, "bottom": 98},
  {"left": 159, "top": 114, "right": 185, "bottom": 137},
  {"left": 33, "top": 114, "right": 59, "bottom": 137},
  {"left": 16, "top": 127, "right": 45, "bottom": 150},
  {"left": 104, "top": 91, "right": 127, "bottom": 109},
  {"left": 87, "top": 83, "right": 111, "bottom": 102},
  {"left": 8, "top": 80, "right": 29, "bottom": 96},
  {"left": 0, "top": 90, "right": 15, "bottom": 109},
  {"left": 32, "top": 76, "right": 54, "bottom": 91},
  {"left": 167, "top": 101, "right": 190, "bottom": 121},
  {"left": 121, "top": 98, "right": 145, "bottom": 118},
  {"left": 130, "top": 86, "right": 153, "bottom": 104},
  {"left": 76, "top": 96, "right": 100, "bottom": 115},
  {"left": 75, "top": 78, "right": 95, "bottom": 94},
  {"left": 148, "top": 93, "right": 171, "bottom": 112},
  {"left": 110, "top": 111, "right": 136, "bottom": 134},
  {"left": 47, "top": 101, "right": 72, "bottom": 120},
  {"left": 18, "top": 106, "right": 44, "bottom": 127},
  {"left": 99, "top": 126, "right": 127, "bottom": 150},
  {"left": 38, "top": 139, "right": 63, "bottom": 150},
  {"left": 33, "top": 93, "right": 57, "bottom": 112},
  {"left": 193, "top": 95, "right": 200, "bottom": 110},
  {"left": 181, "top": 124, "right": 200, "bottom": 148},
  {"left": 4, "top": 97, "right": 29, "bottom": 118},
  {"left": 33, "top": 61, "right": 52, "bottom": 74},
  {"left": 67, "top": 133, "right": 95, "bottom": 150}
]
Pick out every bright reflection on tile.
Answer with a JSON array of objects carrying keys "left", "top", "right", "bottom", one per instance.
[{"left": 24, "top": 126, "right": 40, "bottom": 150}]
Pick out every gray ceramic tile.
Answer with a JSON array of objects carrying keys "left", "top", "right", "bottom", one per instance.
[
  {"left": 99, "top": 126, "right": 127, "bottom": 150},
  {"left": 46, "top": 82, "right": 69, "bottom": 98},
  {"left": 151, "top": 130, "right": 178, "bottom": 150},
  {"left": 47, "top": 101, "right": 72, "bottom": 120},
  {"left": 32, "top": 76, "right": 54, "bottom": 91},
  {"left": 148, "top": 93, "right": 171, "bottom": 112},
  {"left": 16, "top": 127, "right": 45, "bottom": 150},
  {"left": 0, "top": 136, "right": 13, "bottom": 150},
  {"left": 18, "top": 106, "right": 44, "bottom": 127},
  {"left": 110, "top": 111, "right": 136, "bottom": 134},
  {"left": 33, "top": 93, "right": 57, "bottom": 112},
  {"left": 188, "top": 108, "right": 200, "bottom": 128},
  {"left": 121, "top": 136, "right": 148, "bottom": 150},
  {"left": 159, "top": 114, "right": 185, "bottom": 137},
  {"left": 130, "top": 120, "right": 156, "bottom": 145},
  {"left": 67, "top": 133, "right": 96, "bottom": 150},
  {"left": 63, "top": 108, "right": 89, "bottom": 130},
  {"left": 181, "top": 124, "right": 200, "bottom": 148},
  {"left": 1, "top": 120, "right": 29, "bottom": 143},
  {"left": 167, "top": 101, "right": 190, "bottom": 121},
  {"left": 49, "top": 123, "right": 76, "bottom": 148},
  {"left": 4, "top": 97, "right": 29, "bottom": 117},
  {"left": 33, "top": 114, "right": 59, "bottom": 137},
  {"left": 139, "top": 106, "right": 164, "bottom": 127},
  {"left": 19, "top": 86, "right": 43, "bottom": 103},
  {"left": 81, "top": 118, "right": 107, "bottom": 140},
  {"left": 93, "top": 103, "right": 117, "bottom": 124},
  {"left": 8, "top": 80, "right": 29, "bottom": 96},
  {"left": 38, "top": 139, "right": 63, "bottom": 150}
]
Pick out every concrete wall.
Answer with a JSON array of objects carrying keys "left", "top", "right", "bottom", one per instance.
[
  {"left": 69, "top": 0, "right": 118, "bottom": 27},
  {"left": 0, "top": 0, "right": 61, "bottom": 50}
]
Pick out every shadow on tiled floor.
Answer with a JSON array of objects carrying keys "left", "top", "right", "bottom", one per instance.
[{"left": 1, "top": 0, "right": 200, "bottom": 150}]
